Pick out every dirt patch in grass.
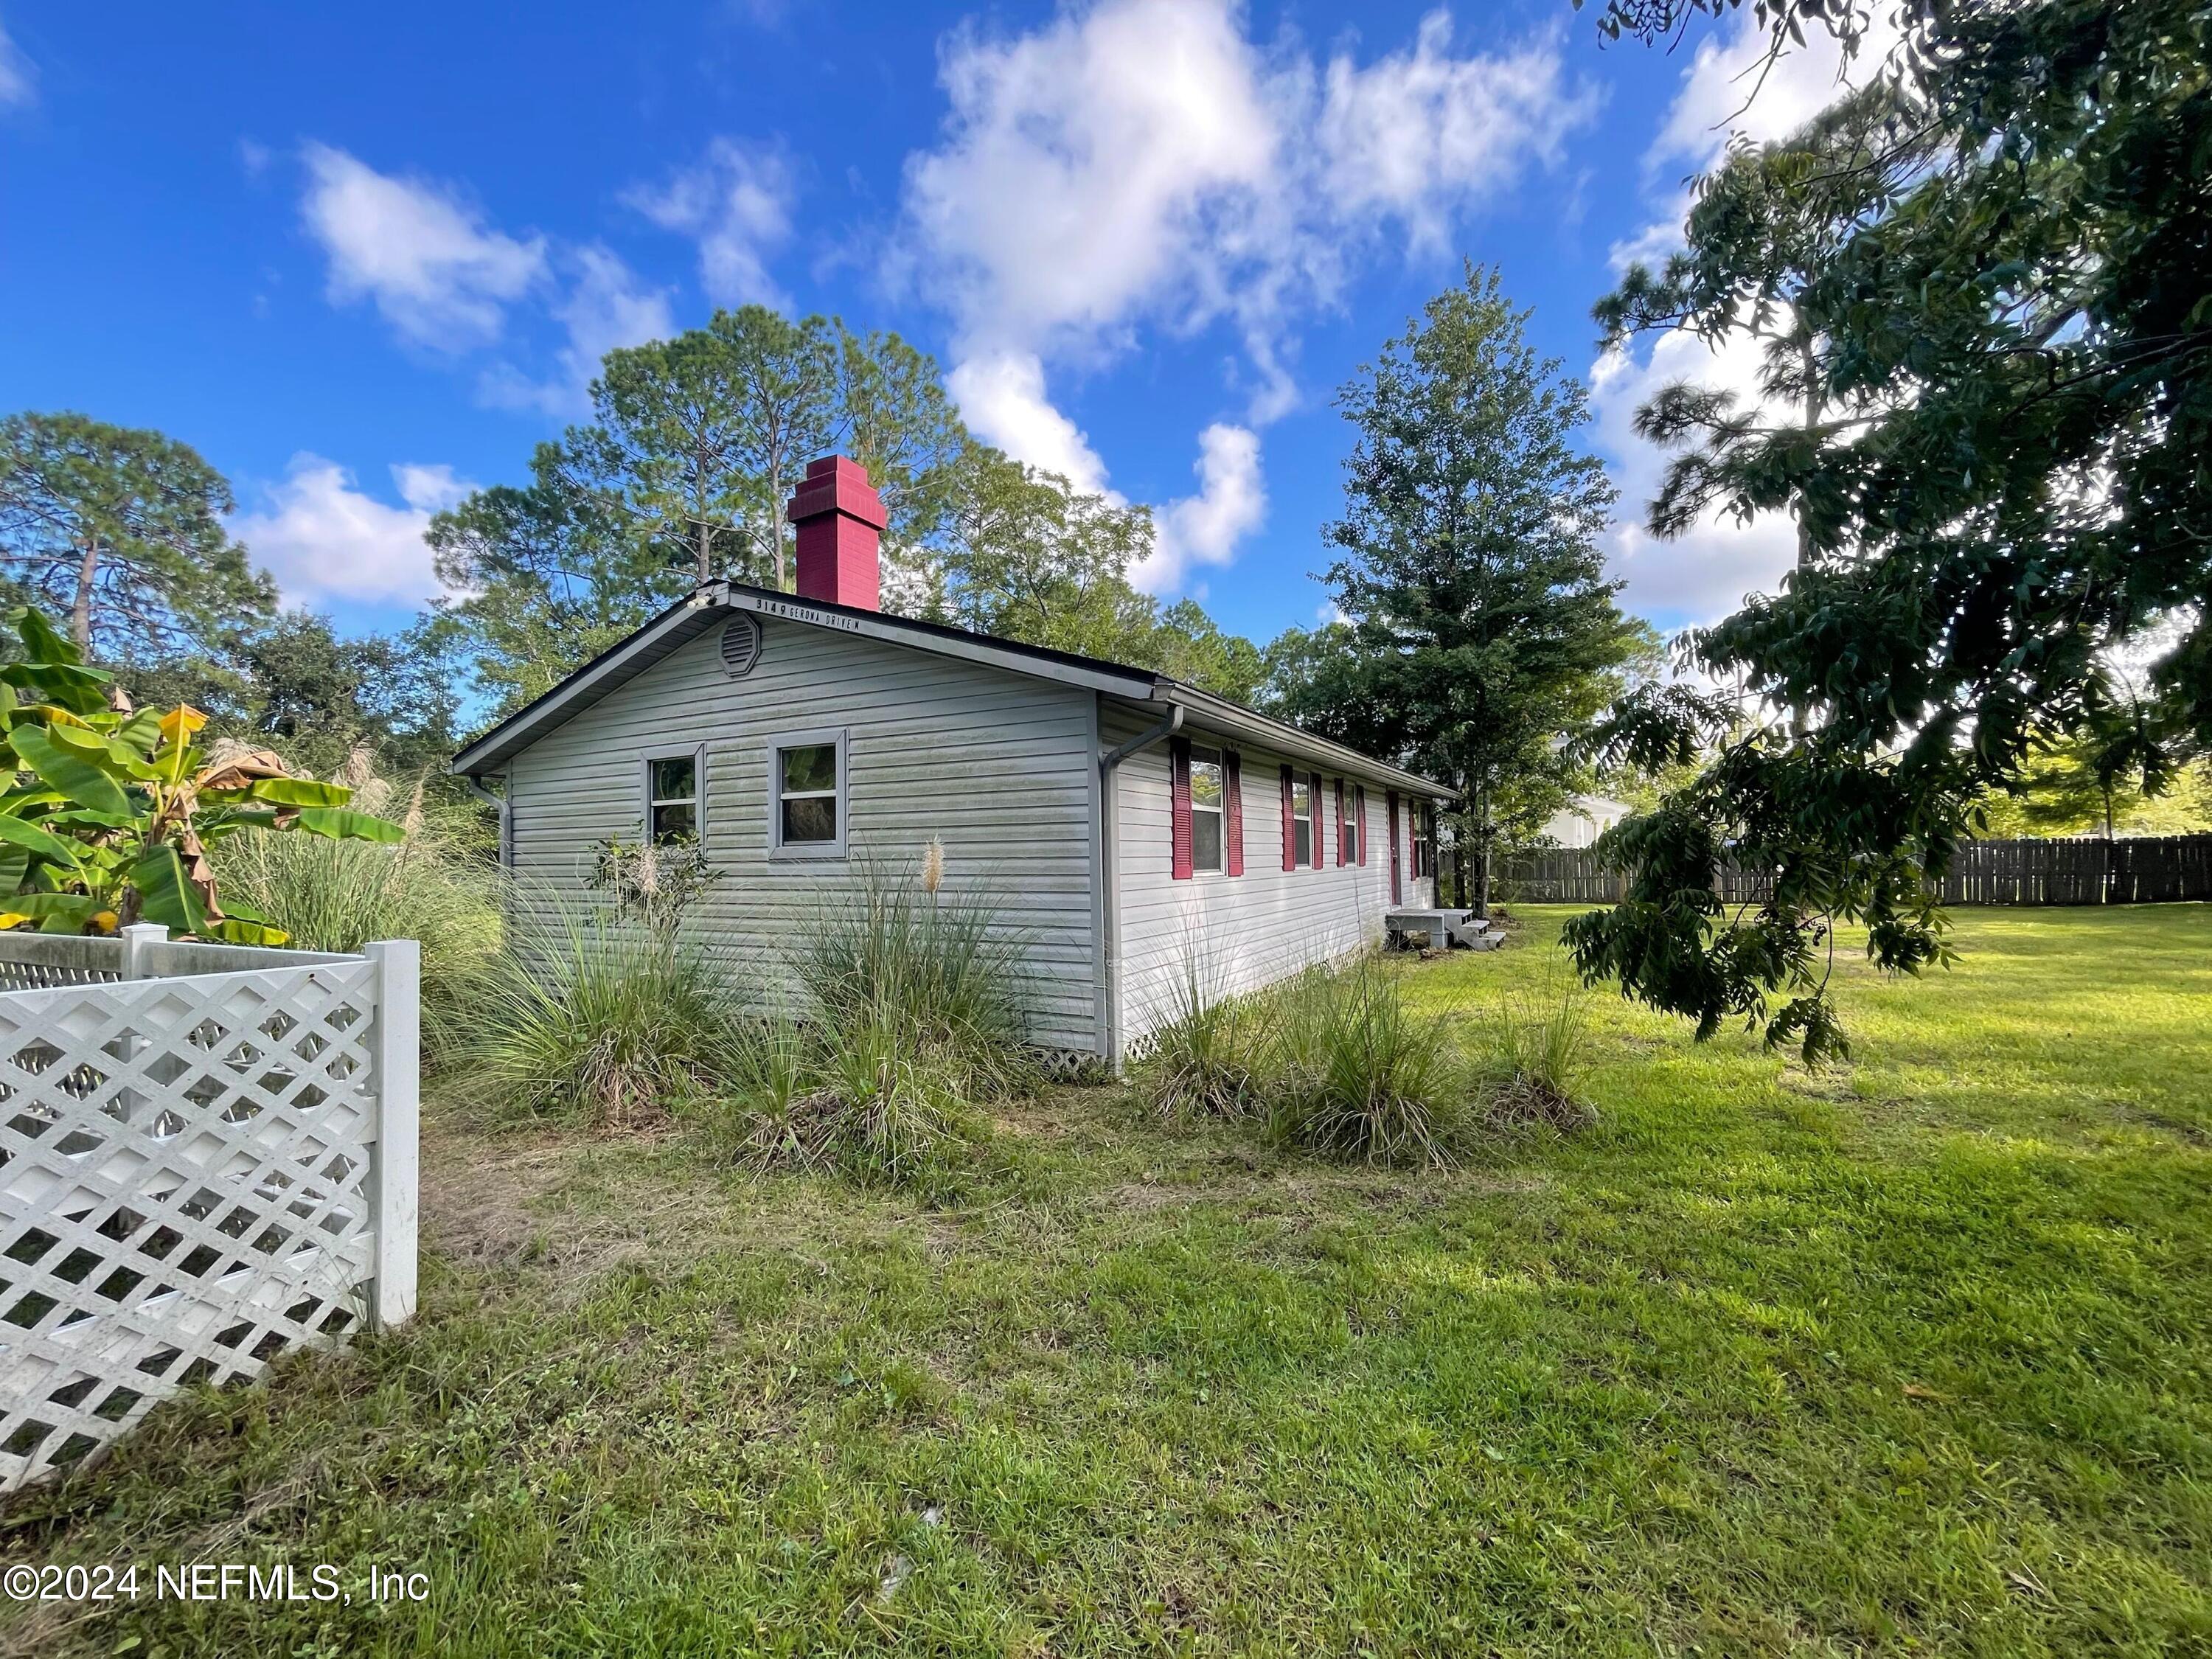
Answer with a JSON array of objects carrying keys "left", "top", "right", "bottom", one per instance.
[{"left": 420, "top": 1123, "right": 594, "bottom": 1268}]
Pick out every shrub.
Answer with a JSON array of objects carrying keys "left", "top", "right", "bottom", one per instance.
[
  {"left": 462, "top": 891, "right": 745, "bottom": 1128},
  {"left": 1144, "top": 958, "right": 1270, "bottom": 1121},
  {"left": 1265, "top": 961, "right": 1466, "bottom": 1166},
  {"left": 1476, "top": 975, "right": 1598, "bottom": 1133}
]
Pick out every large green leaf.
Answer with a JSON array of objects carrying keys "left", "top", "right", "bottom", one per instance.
[
  {"left": 240, "top": 777, "right": 353, "bottom": 807},
  {"left": 292, "top": 807, "right": 406, "bottom": 843},
  {"left": 0, "top": 661, "right": 113, "bottom": 718},
  {"left": 10, "top": 724, "right": 133, "bottom": 816},
  {"left": 0, "top": 813, "right": 84, "bottom": 867},
  {"left": 206, "top": 917, "right": 291, "bottom": 947},
  {"left": 131, "top": 844, "right": 208, "bottom": 934},
  {"left": 0, "top": 892, "right": 102, "bottom": 922}
]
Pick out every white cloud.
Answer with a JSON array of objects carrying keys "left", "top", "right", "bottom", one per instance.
[
  {"left": 1590, "top": 332, "right": 1798, "bottom": 627},
  {"left": 0, "top": 21, "right": 35, "bottom": 110},
  {"left": 1140, "top": 422, "right": 1267, "bottom": 594},
  {"left": 300, "top": 144, "right": 546, "bottom": 352},
  {"left": 905, "top": 0, "right": 1585, "bottom": 592},
  {"left": 944, "top": 352, "right": 1111, "bottom": 495},
  {"left": 480, "top": 244, "right": 675, "bottom": 416},
  {"left": 626, "top": 138, "right": 794, "bottom": 309},
  {"left": 1314, "top": 14, "right": 1591, "bottom": 254},
  {"left": 1590, "top": 9, "right": 1902, "bottom": 630},
  {"left": 232, "top": 456, "right": 474, "bottom": 610}
]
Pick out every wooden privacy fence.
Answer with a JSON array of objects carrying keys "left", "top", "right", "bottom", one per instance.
[
  {"left": 1498, "top": 834, "right": 2212, "bottom": 908},
  {"left": 0, "top": 925, "right": 419, "bottom": 1494}
]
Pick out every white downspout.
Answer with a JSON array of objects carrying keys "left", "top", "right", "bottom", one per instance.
[{"left": 1096, "top": 703, "right": 1183, "bottom": 1074}]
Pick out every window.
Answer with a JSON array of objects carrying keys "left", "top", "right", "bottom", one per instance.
[
  {"left": 1337, "top": 780, "right": 1354, "bottom": 865},
  {"left": 1413, "top": 806, "right": 1433, "bottom": 878},
  {"left": 646, "top": 751, "right": 700, "bottom": 844},
  {"left": 769, "top": 729, "right": 848, "bottom": 858},
  {"left": 1190, "top": 746, "right": 1225, "bottom": 874},
  {"left": 1291, "top": 776, "right": 1314, "bottom": 868}
]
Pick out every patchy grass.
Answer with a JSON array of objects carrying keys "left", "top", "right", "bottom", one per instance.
[{"left": 4, "top": 905, "right": 2211, "bottom": 1656}]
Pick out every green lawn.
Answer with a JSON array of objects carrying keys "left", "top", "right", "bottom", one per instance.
[{"left": 6, "top": 905, "right": 2211, "bottom": 1657}]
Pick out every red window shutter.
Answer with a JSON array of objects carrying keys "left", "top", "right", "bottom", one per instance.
[
  {"left": 1355, "top": 786, "right": 1368, "bottom": 865},
  {"left": 1279, "top": 764, "right": 1295, "bottom": 871},
  {"left": 1169, "top": 736, "right": 1193, "bottom": 880},
  {"left": 1225, "top": 751, "right": 1244, "bottom": 876}
]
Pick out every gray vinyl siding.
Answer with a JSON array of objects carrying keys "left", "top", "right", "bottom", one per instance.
[
  {"left": 504, "top": 615, "right": 1103, "bottom": 1052},
  {"left": 1107, "top": 707, "right": 1436, "bottom": 1053}
]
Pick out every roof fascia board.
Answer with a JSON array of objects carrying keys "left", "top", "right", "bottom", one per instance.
[{"left": 1138, "top": 686, "right": 1455, "bottom": 798}]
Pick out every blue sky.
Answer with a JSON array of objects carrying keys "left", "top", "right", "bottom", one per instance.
[{"left": 0, "top": 1, "right": 1863, "bottom": 652}]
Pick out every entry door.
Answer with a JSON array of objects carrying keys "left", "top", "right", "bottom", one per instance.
[{"left": 1387, "top": 792, "right": 1402, "bottom": 905}]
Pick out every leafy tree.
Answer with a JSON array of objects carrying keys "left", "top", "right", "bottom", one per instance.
[
  {"left": 1270, "top": 266, "right": 1643, "bottom": 914},
  {"left": 427, "top": 452, "right": 692, "bottom": 716},
  {"left": 0, "top": 411, "right": 274, "bottom": 659},
  {"left": 1148, "top": 599, "right": 1266, "bottom": 706},
  {"left": 932, "top": 446, "right": 1266, "bottom": 701},
  {"left": 1567, "top": 0, "right": 2212, "bottom": 1060},
  {"left": 934, "top": 446, "right": 1157, "bottom": 657}
]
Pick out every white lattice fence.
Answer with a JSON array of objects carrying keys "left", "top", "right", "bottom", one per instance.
[{"left": 0, "top": 931, "right": 418, "bottom": 1494}]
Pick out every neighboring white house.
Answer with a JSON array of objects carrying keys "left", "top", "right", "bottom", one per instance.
[
  {"left": 450, "top": 456, "right": 1453, "bottom": 1068},
  {"left": 1539, "top": 794, "right": 1631, "bottom": 849}
]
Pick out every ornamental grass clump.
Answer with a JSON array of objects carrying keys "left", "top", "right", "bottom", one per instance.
[
  {"left": 464, "top": 888, "right": 745, "bottom": 1130},
  {"left": 730, "top": 852, "right": 1031, "bottom": 1187},
  {"left": 1264, "top": 960, "right": 1467, "bottom": 1167},
  {"left": 1475, "top": 974, "right": 1598, "bottom": 1134},
  {"left": 220, "top": 757, "right": 500, "bottom": 1066},
  {"left": 730, "top": 1005, "right": 981, "bottom": 1189},
  {"left": 1144, "top": 956, "right": 1271, "bottom": 1121},
  {"left": 788, "top": 857, "right": 1035, "bottom": 1100}
]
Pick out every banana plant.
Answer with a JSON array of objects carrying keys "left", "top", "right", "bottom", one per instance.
[{"left": 0, "top": 608, "right": 404, "bottom": 945}]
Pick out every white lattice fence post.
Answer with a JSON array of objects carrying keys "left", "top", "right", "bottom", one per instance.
[
  {"left": 365, "top": 939, "right": 420, "bottom": 1330},
  {"left": 119, "top": 922, "right": 167, "bottom": 978}
]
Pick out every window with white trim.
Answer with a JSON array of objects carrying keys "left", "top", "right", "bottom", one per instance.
[
  {"left": 769, "top": 730, "right": 848, "bottom": 858},
  {"left": 646, "top": 751, "right": 700, "bottom": 844},
  {"left": 1291, "top": 776, "right": 1315, "bottom": 868},
  {"left": 1190, "top": 746, "right": 1225, "bottom": 874}
]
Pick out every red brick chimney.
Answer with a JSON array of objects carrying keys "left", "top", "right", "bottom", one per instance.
[{"left": 785, "top": 456, "right": 885, "bottom": 611}]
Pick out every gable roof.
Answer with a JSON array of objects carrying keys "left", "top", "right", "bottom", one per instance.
[{"left": 448, "top": 581, "right": 1454, "bottom": 797}]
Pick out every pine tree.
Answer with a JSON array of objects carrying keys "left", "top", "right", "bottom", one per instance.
[{"left": 1273, "top": 266, "right": 1642, "bottom": 914}]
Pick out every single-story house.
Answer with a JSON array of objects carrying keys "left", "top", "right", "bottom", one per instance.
[
  {"left": 451, "top": 455, "right": 1453, "bottom": 1070},
  {"left": 1538, "top": 794, "right": 1632, "bottom": 849}
]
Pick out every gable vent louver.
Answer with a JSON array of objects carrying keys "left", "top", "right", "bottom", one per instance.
[{"left": 720, "top": 614, "right": 762, "bottom": 678}]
